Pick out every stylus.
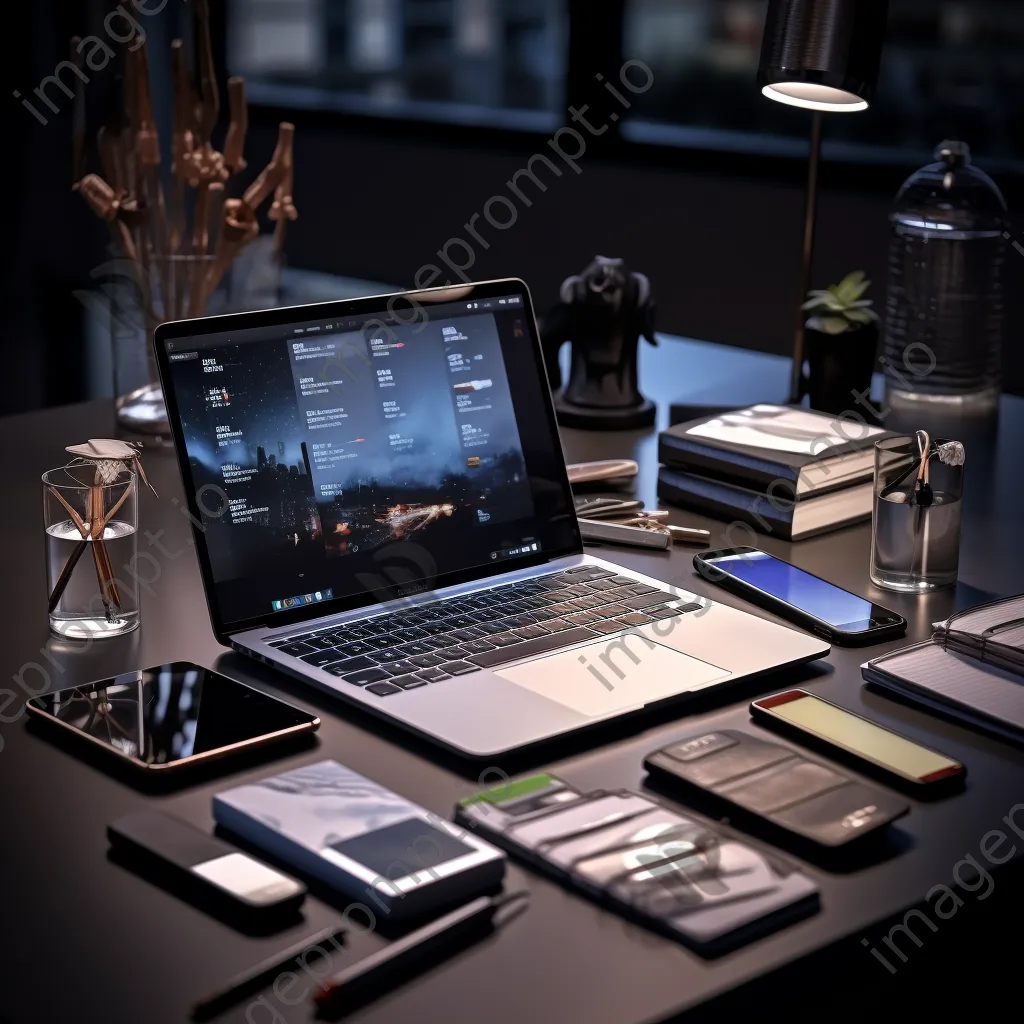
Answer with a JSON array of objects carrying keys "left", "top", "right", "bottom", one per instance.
[
  {"left": 191, "top": 925, "right": 347, "bottom": 1021},
  {"left": 313, "top": 891, "right": 529, "bottom": 1015}
]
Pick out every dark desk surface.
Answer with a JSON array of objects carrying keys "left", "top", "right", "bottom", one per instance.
[{"left": 2, "top": 336, "right": 1022, "bottom": 1024}]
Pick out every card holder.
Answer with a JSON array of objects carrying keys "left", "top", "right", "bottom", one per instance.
[
  {"left": 644, "top": 729, "right": 908, "bottom": 849},
  {"left": 454, "top": 774, "right": 819, "bottom": 956}
]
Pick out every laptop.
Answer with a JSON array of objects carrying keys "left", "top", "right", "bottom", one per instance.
[{"left": 155, "top": 278, "right": 828, "bottom": 757}]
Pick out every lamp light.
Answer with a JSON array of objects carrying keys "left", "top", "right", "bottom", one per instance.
[{"left": 758, "top": 0, "right": 889, "bottom": 401}]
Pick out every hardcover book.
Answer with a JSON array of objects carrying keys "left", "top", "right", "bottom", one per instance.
[
  {"left": 658, "top": 404, "right": 888, "bottom": 500},
  {"left": 657, "top": 467, "right": 872, "bottom": 541}
]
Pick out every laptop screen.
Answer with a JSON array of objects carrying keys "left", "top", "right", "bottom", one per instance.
[{"left": 157, "top": 282, "right": 580, "bottom": 633}]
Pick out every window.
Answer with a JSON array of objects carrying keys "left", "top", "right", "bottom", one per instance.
[
  {"left": 229, "top": 0, "right": 568, "bottom": 129},
  {"left": 622, "top": 0, "right": 1024, "bottom": 172},
  {"left": 229, "top": 0, "right": 1024, "bottom": 173}
]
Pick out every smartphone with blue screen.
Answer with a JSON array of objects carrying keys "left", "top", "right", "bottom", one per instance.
[{"left": 693, "top": 547, "right": 906, "bottom": 646}]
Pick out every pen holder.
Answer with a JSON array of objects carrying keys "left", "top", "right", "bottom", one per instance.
[
  {"left": 43, "top": 460, "right": 140, "bottom": 638},
  {"left": 870, "top": 434, "right": 965, "bottom": 593}
]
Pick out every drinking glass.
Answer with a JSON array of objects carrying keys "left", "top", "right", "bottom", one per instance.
[
  {"left": 43, "top": 460, "right": 140, "bottom": 638},
  {"left": 870, "top": 435, "right": 964, "bottom": 592}
]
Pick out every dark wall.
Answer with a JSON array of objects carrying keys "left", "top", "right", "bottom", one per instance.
[
  {"left": 4, "top": 0, "right": 1022, "bottom": 415},
  {"left": 249, "top": 114, "right": 1024, "bottom": 393}
]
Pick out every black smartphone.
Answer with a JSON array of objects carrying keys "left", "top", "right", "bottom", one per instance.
[
  {"left": 750, "top": 689, "right": 965, "bottom": 789},
  {"left": 693, "top": 547, "right": 906, "bottom": 645},
  {"left": 26, "top": 662, "right": 319, "bottom": 772}
]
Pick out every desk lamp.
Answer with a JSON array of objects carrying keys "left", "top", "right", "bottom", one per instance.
[{"left": 757, "top": 0, "right": 889, "bottom": 403}]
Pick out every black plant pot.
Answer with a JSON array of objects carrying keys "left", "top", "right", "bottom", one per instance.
[{"left": 805, "top": 321, "right": 879, "bottom": 416}]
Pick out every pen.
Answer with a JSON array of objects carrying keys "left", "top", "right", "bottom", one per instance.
[
  {"left": 313, "top": 891, "right": 529, "bottom": 1015},
  {"left": 191, "top": 925, "right": 346, "bottom": 1021}
]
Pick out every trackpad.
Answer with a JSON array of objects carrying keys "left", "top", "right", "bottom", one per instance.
[{"left": 496, "top": 639, "right": 731, "bottom": 718}]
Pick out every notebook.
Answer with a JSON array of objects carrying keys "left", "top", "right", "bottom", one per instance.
[
  {"left": 862, "top": 595, "right": 1024, "bottom": 743},
  {"left": 934, "top": 595, "right": 1024, "bottom": 675},
  {"left": 455, "top": 774, "right": 819, "bottom": 956}
]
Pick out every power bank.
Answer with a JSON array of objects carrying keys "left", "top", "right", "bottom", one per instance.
[{"left": 214, "top": 760, "right": 506, "bottom": 919}]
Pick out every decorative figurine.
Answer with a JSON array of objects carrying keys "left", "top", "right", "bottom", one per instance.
[{"left": 541, "top": 256, "right": 658, "bottom": 429}]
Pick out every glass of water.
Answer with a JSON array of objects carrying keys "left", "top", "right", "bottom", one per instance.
[
  {"left": 43, "top": 460, "right": 139, "bottom": 638},
  {"left": 870, "top": 435, "right": 964, "bottom": 593}
]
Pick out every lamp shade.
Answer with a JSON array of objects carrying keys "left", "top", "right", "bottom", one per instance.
[{"left": 758, "top": 0, "right": 889, "bottom": 112}]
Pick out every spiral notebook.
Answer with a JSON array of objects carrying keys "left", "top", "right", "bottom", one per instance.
[
  {"left": 862, "top": 595, "right": 1024, "bottom": 743},
  {"left": 455, "top": 774, "right": 818, "bottom": 956}
]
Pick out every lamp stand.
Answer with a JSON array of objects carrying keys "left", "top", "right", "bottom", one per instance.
[{"left": 788, "top": 111, "right": 823, "bottom": 403}]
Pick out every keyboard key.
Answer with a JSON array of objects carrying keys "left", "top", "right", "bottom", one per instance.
[
  {"left": 338, "top": 667, "right": 392, "bottom": 685},
  {"left": 460, "top": 639, "right": 497, "bottom": 655},
  {"left": 300, "top": 650, "right": 346, "bottom": 668},
  {"left": 416, "top": 668, "right": 450, "bottom": 683},
  {"left": 420, "top": 636, "right": 456, "bottom": 652},
  {"left": 610, "top": 576, "right": 639, "bottom": 587},
  {"left": 444, "top": 615, "right": 479, "bottom": 630},
  {"left": 616, "top": 612, "right": 653, "bottom": 626},
  {"left": 417, "top": 622, "right": 448, "bottom": 636},
  {"left": 588, "top": 620, "right": 626, "bottom": 634},
  {"left": 649, "top": 601, "right": 703, "bottom": 619},
  {"left": 370, "top": 648, "right": 408, "bottom": 664},
  {"left": 508, "top": 612, "right": 541, "bottom": 626},
  {"left": 565, "top": 610, "right": 603, "bottom": 625},
  {"left": 468, "top": 627, "right": 599, "bottom": 668},
  {"left": 278, "top": 641, "right": 316, "bottom": 656},
  {"left": 473, "top": 621, "right": 510, "bottom": 635},
  {"left": 542, "top": 617, "right": 573, "bottom": 632},
  {"left": 569, "top": 595, "right": 606, "bottom": 610},
  {"left": 488, "top": 632, "right": 522, "bottom": 646},
  {"left": 267, "top": 639, "right": 290, "bottom": 648},
  {"left": 620, "top": 583, "right": 663, "bottom": 597},
  {"left": 593, "top": 604, "right": 628, "bottom": 618},
  {"left": 326, "top": 655, "right": 377, "bottom": 672},
  {"left": 517, "top": 597, "right": 548, "bottom": 610},
  {"left": 335, "top": 640, "right": 378, "bottom": 658},
  {"left": 409, "top": 654, "right": 446, "bottom": 668},
  {"left": 585, "top": 579, "right": 622, "bottom": 592},
  {"left": 360, "top": 621, "right": 393, "bottom": 637},
  {"left": 621, "top": 592, "right": 678, "bottom": 611},
  {"left": 391, "top": 628, "right": 428, "bottom": 643},
  {"left": 365, "top": 682, "right": 402, "bottom": 696},
  {"left": 512, "top": 625, "right": 550, "bottom": 640},
  {"left": 469, "top": 609, "right": 504, "bottom": 623},
  {"left": 389, "top": 674, "right": 428, "bottom": 690},
  {"left": 437, "top": 644, "right": 474, "bottom": 658},
  {"left": 395, "top": 641, "right": 436, "bottom": 657},
  {"left": 449, "top": 627, "right": 486, "bottom": 642},
  {"left": 385, "top": 659, "right": 421, "bottom": 674},
  {"left": 302, "top": 634, "right": 339, "bottom": 649},
  {"left": 438, "top": 661, "right": 481, "bottom": 676},
  {"left": 544, "top": 602, "right": 578, "bottom": 616}
]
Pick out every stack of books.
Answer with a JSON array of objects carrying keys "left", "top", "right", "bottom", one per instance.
[{"left": 657, "top": 404, "right": 890, "bottom": 541}]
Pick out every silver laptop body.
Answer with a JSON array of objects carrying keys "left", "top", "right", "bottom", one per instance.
[{"left": 155, "top": 279, "right": 828, "bottom": 758}]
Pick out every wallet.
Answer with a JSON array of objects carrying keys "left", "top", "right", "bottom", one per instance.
[
  {"left": 455, "top": 773, "right": 818, "bottom": 956},
  {"left": 644, "top": 730, "right": 908, "bottom": 849}
]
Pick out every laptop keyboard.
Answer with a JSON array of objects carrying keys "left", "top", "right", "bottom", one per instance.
[{"left": 265, "top": 565, "right": 703, "bottom": 698}]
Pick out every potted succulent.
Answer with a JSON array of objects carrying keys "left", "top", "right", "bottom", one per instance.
[{"left": 802, "top": 271, "right": 879, "bottom": 415}]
